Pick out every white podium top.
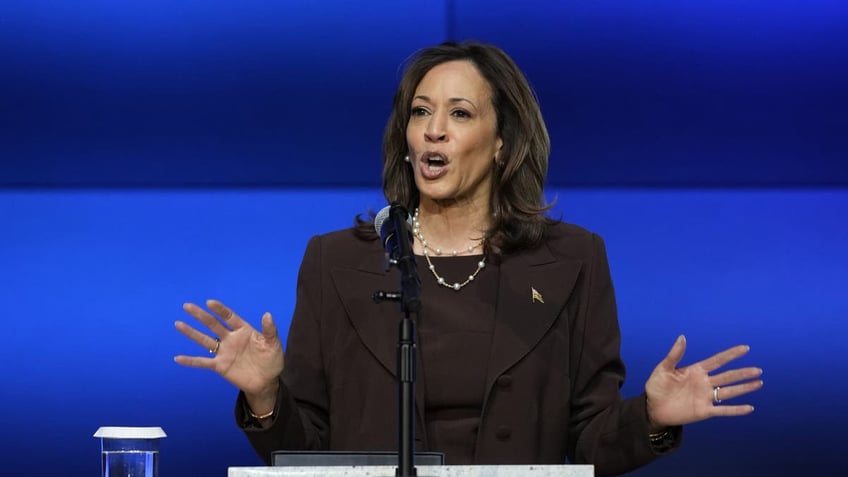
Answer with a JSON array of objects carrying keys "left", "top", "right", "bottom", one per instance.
[{"left": 228, "top": 465, "right": 593, "bottom": 477}]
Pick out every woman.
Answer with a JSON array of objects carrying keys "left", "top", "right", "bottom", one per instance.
[{"left": 174, "top": 42, "right": 763, "bottom": 476}]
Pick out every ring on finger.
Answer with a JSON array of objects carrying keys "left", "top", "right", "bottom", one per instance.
[
  {"left": 209, "top": 338, "right": 221, "bottom": 355},
  {"left": 713, "top": 386, "right": 722, "bottom": 404}
]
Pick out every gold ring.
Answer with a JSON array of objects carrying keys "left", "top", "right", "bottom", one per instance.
[{"left": 210, "top": 338, "right": 221, "bottom": 355}]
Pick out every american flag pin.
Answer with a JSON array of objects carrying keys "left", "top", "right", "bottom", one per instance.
[{"left": 531, "top": 287, "right": 544, "bottom": 304}]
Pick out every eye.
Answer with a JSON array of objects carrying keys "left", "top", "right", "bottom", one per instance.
[
  {"left": 451, "top": 109, "right": 471, "bottom": 119},
  {"left": 410, "top": 106, "right": 430, "bottom": 117}
]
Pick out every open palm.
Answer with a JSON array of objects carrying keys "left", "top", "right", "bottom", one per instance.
[
  {"left": 174, "top": 299, "right": 285, "bottom": 397},
  {"left": 645, "top": 335, "right": 763, "bottom": 428}
]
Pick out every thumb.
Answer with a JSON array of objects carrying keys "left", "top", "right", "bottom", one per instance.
[
  {"left": 260, "top": 312, "right": 278, "bottom": 341},
  {"left": 659, "top": 334, "right": 686, "bottom": 371}
]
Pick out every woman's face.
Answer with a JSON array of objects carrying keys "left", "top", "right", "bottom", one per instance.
[{"left": 406, "top": 60, "right": 503, "bottom": 209}]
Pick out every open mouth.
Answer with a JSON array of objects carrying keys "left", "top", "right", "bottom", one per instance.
[
  {"left": 423, "top": 153, "right": 447, "bottom": 170},
  {"left": 419, "top": 152, "right": 449, "bottom": 179}
]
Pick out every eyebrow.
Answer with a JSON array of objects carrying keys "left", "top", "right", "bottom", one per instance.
[{"left": 413, "top": 95, "right": 478, "bottom": 110}]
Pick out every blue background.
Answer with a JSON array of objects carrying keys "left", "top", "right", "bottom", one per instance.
[
  {"left": 1, "top": 1, "right": 846, "bottom": 476},
  {"left": 2, "top": 0, "right": 846, "bottom": 187}
]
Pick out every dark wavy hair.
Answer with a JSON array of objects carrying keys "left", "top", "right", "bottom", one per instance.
[{"left": 359, "top": 41, "right": 554, "bottom": 256}]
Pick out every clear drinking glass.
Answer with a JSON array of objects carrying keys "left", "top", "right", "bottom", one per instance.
[{"left": 94, "top": 427, "right": 166, "bottom": 477}]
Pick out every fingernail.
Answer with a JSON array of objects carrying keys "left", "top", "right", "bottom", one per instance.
[
  {"left": 757, "top": 368, "right": 763, "bottom": 375},
  {"left": 750, "top": 405, "right": 755, "bottom": 412}
]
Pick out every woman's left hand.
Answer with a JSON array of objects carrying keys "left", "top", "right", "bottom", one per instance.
[{"left": 645, "top": 335, "right": 763, "bottom": 429}]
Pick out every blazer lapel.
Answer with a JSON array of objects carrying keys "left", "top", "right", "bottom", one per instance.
[
  {"left": 330, "top": 245, "right": 429, "bottom": 437},
  {"left": 331, "top": 247, "right": 399, "bottom": 378},
  {"left": 483, "top": 243, "right": 583, "bottom": 401}
]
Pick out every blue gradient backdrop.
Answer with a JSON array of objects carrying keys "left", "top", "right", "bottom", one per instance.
[
  {"left": 2, "top": 1, "right": 847, "bottom": 476},
  {"left": 1, "top": 0, "right": 846, "bottom": 186}
]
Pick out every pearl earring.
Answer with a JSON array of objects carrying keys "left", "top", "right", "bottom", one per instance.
[{"left": 404, "top": 155, "right": 410, "bottom": 163}]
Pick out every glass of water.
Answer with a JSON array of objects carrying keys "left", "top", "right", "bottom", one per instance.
[{"left": 94, "top": 427, "right": 166, "bottom": 477}]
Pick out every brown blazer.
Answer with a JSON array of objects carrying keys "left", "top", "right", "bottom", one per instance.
[{"left": 236, "top": 222, "right": 679, "bottom": 476}]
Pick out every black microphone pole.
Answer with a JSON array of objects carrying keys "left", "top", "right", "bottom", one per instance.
[
  {"left": 387, "top": 203, "right": 421, "bottom": 477},
  {"left": 371, "top": 203, "right": 422, "bottom": 477}
]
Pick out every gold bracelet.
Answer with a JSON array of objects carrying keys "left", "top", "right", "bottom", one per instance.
[
  {"left": 248, "top": 407, "right": 275, "bottom": 420},
  {"left": 649, "top": 430, "right": 671, "bottom": 441}
]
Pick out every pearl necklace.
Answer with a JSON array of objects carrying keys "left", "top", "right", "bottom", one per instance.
[{"left": 412, "top": 208, "right": 486, "bottom": 291}]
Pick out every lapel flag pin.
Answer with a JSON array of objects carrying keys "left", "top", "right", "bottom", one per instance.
[{"left": 531, "top": 287, "right": 544, "bottom": 304}]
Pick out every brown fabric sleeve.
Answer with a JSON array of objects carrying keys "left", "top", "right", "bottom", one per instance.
[
  {"left": 566, "top": 234, "right": 681, "bottom": 476},
  {"left": 233, "top": 235, "right": 330, "bottom": 464}
]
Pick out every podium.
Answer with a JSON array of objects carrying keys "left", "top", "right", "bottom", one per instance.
[{"left": 228, "top": 465, "right": 594, "bottom": 477}]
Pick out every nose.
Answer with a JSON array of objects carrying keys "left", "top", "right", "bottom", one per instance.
[{"left": 424, "top": 113, "right": 447, "bottom": 143}]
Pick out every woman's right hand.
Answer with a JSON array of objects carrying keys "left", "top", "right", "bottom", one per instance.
[{"left": 174, "top": 299, "right": 285, "bottom": 410}]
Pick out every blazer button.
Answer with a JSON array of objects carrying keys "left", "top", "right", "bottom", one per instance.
[
  {"left": 495, "top": 426, "right": 512, "bottom": 440},
  {"left": 496, "top": 375, "right": 513, "bottom": 388}
]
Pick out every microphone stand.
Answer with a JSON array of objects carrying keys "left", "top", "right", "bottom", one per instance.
[{"left": 373, "top": 203, "right": 422, "bottom": 477}]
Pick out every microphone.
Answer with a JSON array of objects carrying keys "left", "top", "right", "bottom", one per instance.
[
  {"left": 374, "top": 203, "right": 421, "bottom": 313},
  {"left": 374, "top": 204, "right": 413, "bottom": 262},
  {"left": 373, "top": 204, "right": 421, "bottom": 475}
]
